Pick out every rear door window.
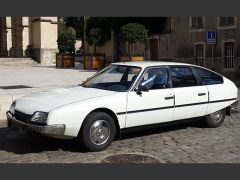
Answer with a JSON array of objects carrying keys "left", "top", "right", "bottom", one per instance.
[{"left": 170, "top": 67, "right": 198, "bottom": 88}]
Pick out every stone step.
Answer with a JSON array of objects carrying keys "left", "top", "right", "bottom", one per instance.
[
  {"left": 0, "top": 58, "right": 33, "bottom": 61},
  {"left": 0, "top": 60, "right": 36, "bottom": 63},
  {"left": 0, "top": 58, "right": 38, "bottom": 66}
]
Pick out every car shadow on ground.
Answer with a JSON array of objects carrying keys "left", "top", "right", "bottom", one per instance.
[
  {"left": 0, "top": 118, "right": 205, "bottom": 154},
  {"left": 121, "top": 117, "right": 205, "bottom": 139}
]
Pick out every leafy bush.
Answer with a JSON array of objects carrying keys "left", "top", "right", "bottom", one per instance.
[
  {"left": 57, "top": 27, "right": 76, "bottom": 53},
  {"left": 86, "top": 28, "right": 108, "bottom": 53}
]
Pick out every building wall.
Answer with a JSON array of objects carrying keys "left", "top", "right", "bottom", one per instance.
[
  {"left": 0, "top": 17, "right": 58, "bottom": 64},
  {"left": 157, "top": 17, "right": 240, "bottom": 78}
]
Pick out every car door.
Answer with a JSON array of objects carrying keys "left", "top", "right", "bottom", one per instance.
[
  {"left": 126, "top": 66, "right": 174, "bottom": 128},
  {"left": 170, "top": 66, "right": 208, "bottom": 121},
  {"left": 193, "top": 66, "right": 236, "bottom": 115}
]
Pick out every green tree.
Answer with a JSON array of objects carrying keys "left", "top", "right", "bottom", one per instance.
[
  {"left": 86, "top": 17, "right": 112, "bottom": 40},
  {"left": 57, "top": 27, "right": 76, "bottom": 53},
  {"left": 65, "top": 17, "right": 84, "bottom": 39},
  {"left": 86, "top": 28, "right": 108, "bottom": 53},
  {"left": 119, "top": 23, "right": 148, "bottom": 55},
  {"left": 84, "top": 17, "right": 167, "bottom": 60}
]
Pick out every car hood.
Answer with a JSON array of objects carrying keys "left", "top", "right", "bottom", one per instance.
[{"left": 15, "top": 86, "right": 117, "bottom": 114}]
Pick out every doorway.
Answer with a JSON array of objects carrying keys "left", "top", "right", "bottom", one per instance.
[{"left": 149, "top": 39, "right": 159, "bottom": 61}]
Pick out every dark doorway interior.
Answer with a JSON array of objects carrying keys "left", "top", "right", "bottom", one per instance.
[{"left": 149, "top": 39, "right": 158, "bottom": 60}]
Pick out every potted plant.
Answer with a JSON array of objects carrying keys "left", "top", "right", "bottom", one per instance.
[
  {"left": 85, "top": 28, "right": 108, "bottom": 70},
  {"left": 119, "top": 23, "right": 148, "bottom": 61},
  {"left": 56, "top": 27, "right": 76, "bottom": 68}
]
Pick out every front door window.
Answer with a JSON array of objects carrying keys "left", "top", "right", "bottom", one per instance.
[{"left": 138, "top": 67, "right": 169, "bottom": 90}]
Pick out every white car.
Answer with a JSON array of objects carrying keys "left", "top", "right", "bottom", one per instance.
[{"left": 7, "top": 61, "right": 238, "bottom": 151}]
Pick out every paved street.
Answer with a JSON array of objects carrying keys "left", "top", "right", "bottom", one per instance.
[
  {"left": 0, "top": 113, "right": 239, "bottom": 163},
  {"left": 0, "top": 65, "right": 240, "bottom": 163}
]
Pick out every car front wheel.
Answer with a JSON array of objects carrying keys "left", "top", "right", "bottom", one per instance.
[
  {"left": 204, "top": 108, "right": 226, "bottom": 128},
  {"left": 79, "top": 112, "right": 116, "bottom": 152}
]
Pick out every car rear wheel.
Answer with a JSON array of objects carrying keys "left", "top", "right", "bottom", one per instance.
[
  {"left": 204, "top": 108, "right": 226, "bottom": 128},
  {"left": 79, "top": 112, "right": 116, "bottom": 152}
]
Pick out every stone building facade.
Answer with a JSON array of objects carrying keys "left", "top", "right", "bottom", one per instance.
[
  {"left": 0, "top": 17, "right": 58, "bottom": 64},
  {"left": 145, "top": 17, "right": 240, "bottom": 78},
  {"left": 85, "top": 17, "right": 240, "bottom": 78}
]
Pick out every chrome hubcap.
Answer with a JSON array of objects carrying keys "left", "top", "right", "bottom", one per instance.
[
  {"left": 90, "top": 120, "right": 110, "bottom": 145},
  {"left": 210, "top": 110, "right": 223, "bottom": 122}
]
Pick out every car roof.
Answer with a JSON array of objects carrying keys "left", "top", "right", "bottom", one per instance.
[{"left": 111, "top": 61, "right": 194, "bottom": 69}]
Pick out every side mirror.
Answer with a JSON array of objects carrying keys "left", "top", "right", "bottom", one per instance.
[{"left": 136, "top": 84, "right": 149, "bottom": 92}]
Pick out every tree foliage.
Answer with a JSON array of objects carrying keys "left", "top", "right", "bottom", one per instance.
[
  {"left": 65, "top": 17, "right": 84, "bottom": 39},
  {"left": 86, "top": 28, "right": 108, "bottom": 53},
  {"left": 57, "top": 27, "right": 76, "bottom": 53},
  {"left": 120, "top": 23, "right": 148, "bottom": 44},
  {"left": 86, "top": 17, "right": 112, "bottom": 40}
]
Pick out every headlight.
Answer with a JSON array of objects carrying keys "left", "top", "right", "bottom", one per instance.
[
  {"left": 9, "top": 101, "right": 16, "bottom": 114},
  {"left": 30, "top": 112, "right": 48, "bottom": 125}
]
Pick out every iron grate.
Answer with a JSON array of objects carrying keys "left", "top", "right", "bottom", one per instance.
[{"left": 101, "top": 154, "right": 160, "bottom": 163}]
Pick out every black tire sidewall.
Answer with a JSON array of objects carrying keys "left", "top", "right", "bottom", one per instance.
[
  {"left": 205, "top": 108, "right": 226, "bottom": 128},
  {"left": 80, "top": 112, "right": 116, "bottom": 152}
]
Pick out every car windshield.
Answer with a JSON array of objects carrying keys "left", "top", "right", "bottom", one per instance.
[{"left": 82, "top": 65, "right": 142, "bottom": 92}]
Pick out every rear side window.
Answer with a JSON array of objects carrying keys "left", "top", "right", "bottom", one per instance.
[
  {"left": 170, "top": 67, "right": 198, "bottom": 88},
  {"left": 194, "top": 67, "right": 223, "bottom": 85}
]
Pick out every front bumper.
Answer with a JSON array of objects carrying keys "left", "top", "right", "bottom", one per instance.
[{"left": 6, "top": 111, "right": 66, "bottom": 136}]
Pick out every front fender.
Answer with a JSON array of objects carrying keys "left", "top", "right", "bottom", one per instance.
[{"left": 47, "top": 92, "right": 127, "bottom": 137}]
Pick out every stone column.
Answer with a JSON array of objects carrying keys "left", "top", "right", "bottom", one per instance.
[
  {"left": 6, "top": 17, "right": 12, "bottom": 57},
  {"left": 0, "top": 17, "right": 5, "bottom": 56},
  {"left": 31, "top": 17, "right": 58, "bottom": 64},
  {"left": 21, "top": 17, "right": 30, "bottom": 57},
  {"left": 0, "top": 17, "right": 12, "bottom": 57}
]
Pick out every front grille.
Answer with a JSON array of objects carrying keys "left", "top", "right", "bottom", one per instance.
[{"left": 14, "top": 110, "right": 32, "bottom": 123}]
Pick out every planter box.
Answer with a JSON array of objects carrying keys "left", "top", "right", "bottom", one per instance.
[
  {"left": 120, "top": 56, "right": 144, "bottom": 62},
  {"left": 84, "top": 53, "right": 105, "bottom": 70},
  {"left": 56, "top": 53, "right": 75, "bottom": 68}
]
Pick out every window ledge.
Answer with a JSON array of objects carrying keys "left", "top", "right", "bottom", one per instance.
[
  {"left": 222, "top": 68, "right": 236, "bottom": 72},
  {"left": 217, "top": 26, "right": 236, "bottom": 30},
  {"left": 189, "top": 28, "right": 205, "bottom": 33}
]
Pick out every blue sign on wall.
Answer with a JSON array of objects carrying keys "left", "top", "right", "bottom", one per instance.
[{"left": 207, "top": 31, "right": 217, "bottom": 44}]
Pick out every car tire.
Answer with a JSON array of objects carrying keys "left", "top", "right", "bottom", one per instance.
[
  {"left": 79, "top": 112, "right": 116, "bottom": 152},
  {"left": 204, "top": 108, "right": 226, "bottom": 128}
]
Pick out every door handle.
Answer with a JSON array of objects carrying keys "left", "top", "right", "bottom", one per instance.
[
  {"left": 165, "top": 96, "right": 174, "bottom": 100},
  {"left": 198, "top": 93, "right": 206, "bottom": 96}
]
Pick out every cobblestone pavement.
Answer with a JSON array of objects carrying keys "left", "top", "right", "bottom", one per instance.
[{"left": 0, "top": 112, "right": 239, "bottom": 163}]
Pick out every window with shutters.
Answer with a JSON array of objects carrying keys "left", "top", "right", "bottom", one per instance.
[
  {"left": 224, "top": 42, "right": 235, "bottom": 69},
  {"left": 191, "top": 17, "right": 204, "bottom": 29},
  {"left": 219, "top": 17, "right": 235, "bottom": 27}
]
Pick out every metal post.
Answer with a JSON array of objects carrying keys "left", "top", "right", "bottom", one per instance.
[
  {"left": 91, "top": 53, "right": 93, "bottom": 70},
  {"left": 83, "top": 16, "right": 86, "bottom": 70},
  {"left": 211, "top": 44, "right": 214, "bottom": 70}
]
